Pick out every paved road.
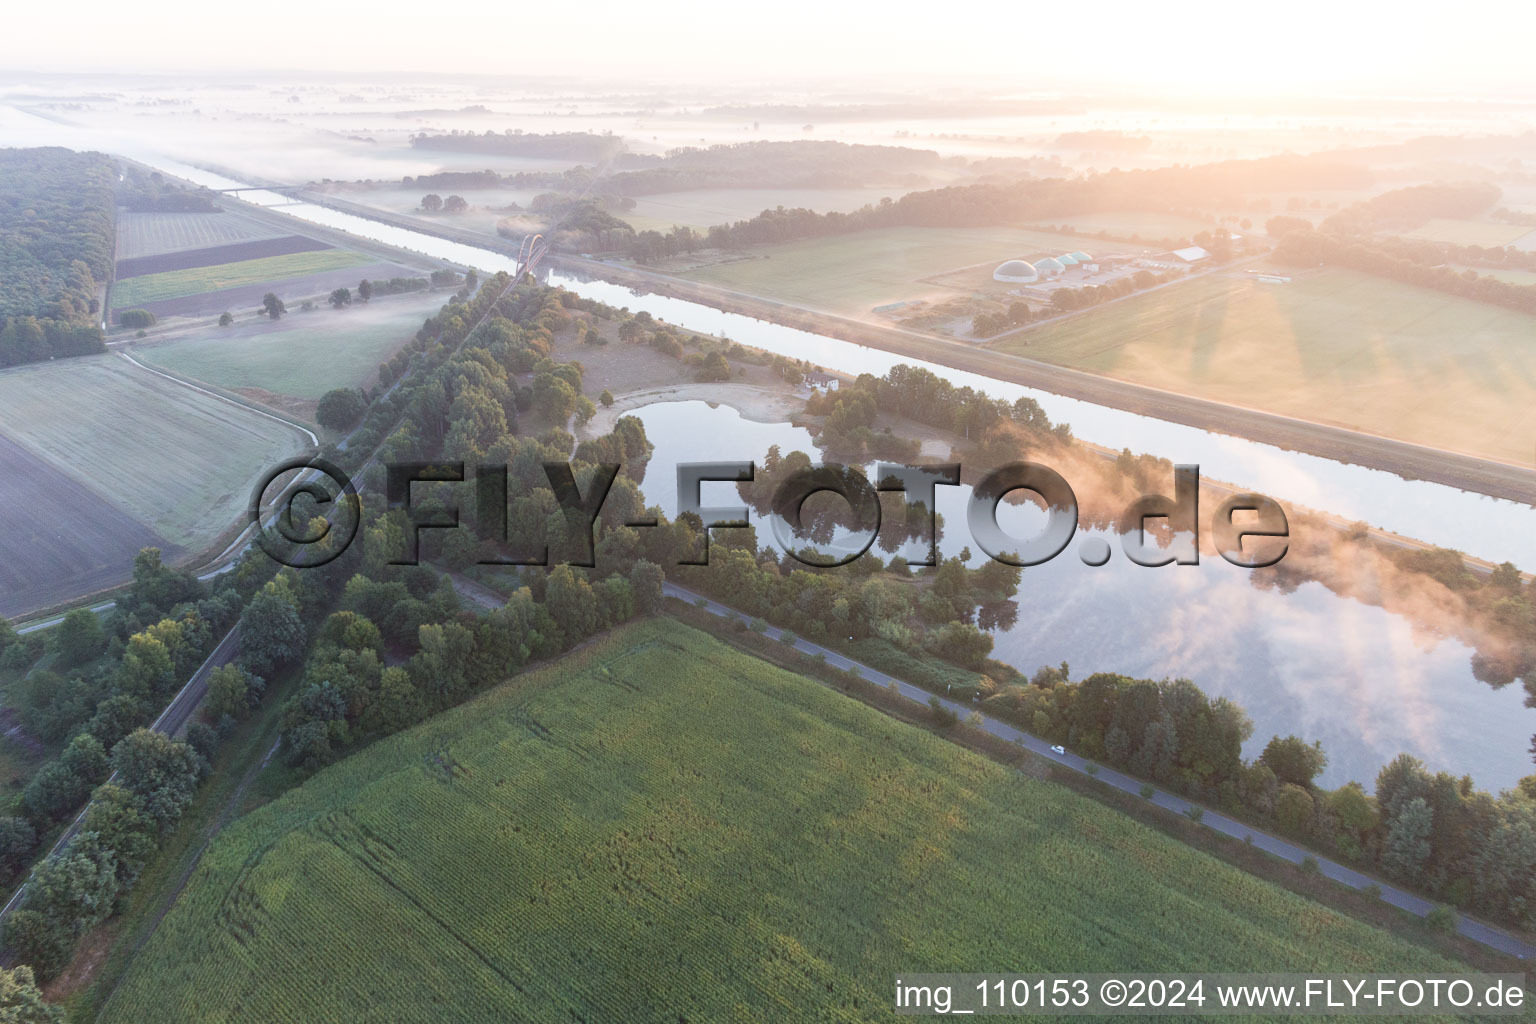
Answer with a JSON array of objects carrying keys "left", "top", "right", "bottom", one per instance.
[
  {"left": 662, "top": 581, "right": 1535, "bottom": 960},
  {"left": 0, "top": 627, "right": 241, "bottom": 923}
]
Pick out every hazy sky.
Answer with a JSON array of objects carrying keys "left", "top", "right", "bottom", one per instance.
[{"left": 5, "top": 0, "right": 1535, "bottom": 96}]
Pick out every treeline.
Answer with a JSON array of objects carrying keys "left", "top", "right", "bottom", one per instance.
[
  {"left": 118, "top": 165, "right": 219, "bottom": 212},
  {"left": 1320, "top": 182, "right": 1502, "bottom": 235},
  {"left": 978, "top": 663, "right": 1536, "bottom": 929},
  {"left": 409, "top": 130, "right": 624, "bottom": 163},
  {"left": 602, "top": 139, "right": 947, "bottom": 193},
  {"left": 664, "top": 154, "right": 1369, "bottom": 254},
  {"left": 0, "top": 147, "right": 112, "bottom": 367},
  {"left": 1273, "top": 226, "right": 1536, "bottom": 315},
  {"left": 0, "top": 542, "right": 297, "bottom": 978}
]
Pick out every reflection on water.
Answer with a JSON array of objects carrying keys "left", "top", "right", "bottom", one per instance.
[{"left": 625, "top": 400, "right": 1532, "bottom": 791}]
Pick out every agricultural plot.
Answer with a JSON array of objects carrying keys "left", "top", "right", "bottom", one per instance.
[
  {"left": 115, "top": 209, "right": 289, "bottom": 260},
  {"left": 0, "top": 434, "right": 171, "bottom": 619},
  {"left": 100, "top": 620, "right": 1473, "bottom": 1022},
  {"left": 111, "top": 249, "right": 373, "bottom": 308},
  {"left": 674, "top": 225, "right": 1094, "bottom": 317},
  {"left": 137, "top": 292, "right": 441, "bottom": 399},
  {"left": 1403, "top": 218, "right": 1536, "bottom": 248},
  {"left": 991, "top": 267, "right": 1536, "bottom": 467},
  {"left": 115, "top": 235, "right": 331, "bottom": 280},
  {"left": 0, "top": 354, "right": 309, "bottom": 553}
]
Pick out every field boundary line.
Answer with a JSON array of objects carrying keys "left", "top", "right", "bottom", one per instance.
[{"left": 114, "top": 349, "right": 319, "bottom": 446}]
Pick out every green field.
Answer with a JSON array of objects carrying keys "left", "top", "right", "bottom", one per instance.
[
  {"left": 112, "top": 249, "right": 373, "bottom": 307},
  {"left": 100, "top": 619, "right": 1471, "bottom": 1022},
  {"left": 0, "top": 355, "right": 309, "bottom": 548},
  {"left": 675, "top": 225, "right": 1092, "bottom": 316},
  {"left": 992, "top": 267, "right": 1536, "bottom": 466},
  {"left": 138, "top": 294, "right": 440, "bottom": 399}
]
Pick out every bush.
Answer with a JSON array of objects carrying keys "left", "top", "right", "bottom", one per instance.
[
  {"left": 928, "top": 696, "right": 957, "bottom": 728},
  {"left": 1139, "top": 783, "right": 1155, "bottom": 800},
  {"left": 1424, "top": 905, "right": 1457, "bottom": 933},
  {"left": 1299, "top": 855, "right": 1320, "bottom": 876},
  {"left": 316, "top": 388, "right": 368, "bottom": 432},
  {"left": 118, "top": 308, "right": 156, "bottom": 329},
  {"left": 1184, "top": 806, "right": 1204, "bottom": 823}
]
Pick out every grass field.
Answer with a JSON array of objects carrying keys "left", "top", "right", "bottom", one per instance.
[
  {"left": 137, "top": 293, "right": 439, "bottom": 399},
  {"left": 115, "top": 210, "right": 290, "bottom": 260},
  {"left": 99, "top": 619, "right": 1473, "bottom": 1022},
  {"left": 0, "top": 355, "right": 309, "bottom": 550},
  {"left": 675, "top": 225, "right": 1093, "bottom": 316},
  {"left": 1403, "top": 218, "right": 1536, "bottom": 249},
  {"left": 992, "top": 267, "right": 1536, "bottom": 466},
  {"left": 111, "top": 249, "right": 373, "bottom": 308}
]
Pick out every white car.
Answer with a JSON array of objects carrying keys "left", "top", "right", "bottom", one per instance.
[{"left": 1049, "top": 745, "right": 1066, "bottom": 755}]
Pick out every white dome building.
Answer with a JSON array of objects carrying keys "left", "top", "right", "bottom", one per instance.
[
  {"left": 1033, "top": 256, "right": 1066, "bottom": 277},
  {"left": 992, "top": 259, "right": 1039, "bottom": 284}
]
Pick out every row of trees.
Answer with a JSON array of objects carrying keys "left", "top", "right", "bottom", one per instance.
[{"left": 1274, "top": 227, "right": 1536, "bottom": 315}]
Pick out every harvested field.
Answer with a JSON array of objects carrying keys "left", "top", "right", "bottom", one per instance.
[
  {"left": 111, "top": 249, "right": 373, "bottom": 308},
  {"left": 100, "top": 620, "right": 1476, "bottom": 1022},
  {"left": 130, "top": 261, "right": 416, "bottom": 319},
  {"left": 115, "top": 210, "right": 288, "bottom": 260},
  {"left": 115, "top": 235, "right": 331, "bottom": 280},
  {"left": 990, "top": 267, "right": 1536, "bottom": 467},
  {"left": 0, "top": 433, "right": 174, "bottom": 619},
  {"left": 0, "top": 354, "right": 310, "bottom": 553}
]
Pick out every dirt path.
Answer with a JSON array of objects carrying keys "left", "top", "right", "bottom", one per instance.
[{"left": 581, "top": 383, "right": 804, "bottom": 437}]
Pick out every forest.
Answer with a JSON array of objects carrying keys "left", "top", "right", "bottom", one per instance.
[{"left": 0, "top": 148, "right": 113, "bottom": 367}]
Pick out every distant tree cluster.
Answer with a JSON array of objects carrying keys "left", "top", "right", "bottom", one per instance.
[{"left": 0, "top": 148, "right": 113, "bottom": 367}]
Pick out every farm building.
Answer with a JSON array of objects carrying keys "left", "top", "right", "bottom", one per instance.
[
  {"left": 1033, "top": 256, "right": 1066, "bottom": 278},
  {"left": 1167, "top": 245, "right": 1211, "bottom": 263},
  {"left": 993, "top": 259, "right": 1039, "bottom": 283},
  {"left": 804, "top": 371, "right": 840, "bottom": 393}
]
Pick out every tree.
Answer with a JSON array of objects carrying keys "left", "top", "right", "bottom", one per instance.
[
  {"left": 696, "top": 350, "right": 731, "bottom": 382},
  {"left": 0, "top": 817, "right": 36, "bottom": 876},
  {"left": 356, "top": 278, "right": 373, "bottom": 303},
  {"left": 1383, "top": 796, "right": 1434, "bottom": 879},
  {"left": 629, "top": 560, "right": 664, "bottom": 615},
  {"left": 239, "top": 576, "right": 305, "bottom": 675},
  {"left": 118, "top": 309, "right": 155, "bottom": 329},
  {"left": 421, "top": 194, "right": 443, "bottom": 213},
  {"left": 218, "top": 311, "right": 233, "bottom": 327},
  {"left": 261, "top": 293, "right": 286, "bottom": 320},
  {"left": 53, "top": 609, "right": 104, "bottom": 668},
  {"left": 443, "top": 195, "right": 468, "bottom": 214},
  {"left": 0, "top": 964, "right": 65, "bottom": 1021},
  {"left": 2, "top": 911, "right": 73, "bottom": 982},
  {"left": 206, "top": 663, "right": 253, "bottom": 721},
  {"left": 1260, "top": 735, "right": 1327, "bottom": 789},
  {"left": 599, "top": 389, "right": 614, "bottom": 407},
  {"left": 110, "top": 730, "right": 206, "bottom": 833},
  {"left": 316, "top": 387, "right": 367, "bottom": 431},
  {"left": 328, "top": 287, "right": 352, "bottom": 309},
  {"left": 1275, "top": 783, "right": 1315, "bottom": 836}
]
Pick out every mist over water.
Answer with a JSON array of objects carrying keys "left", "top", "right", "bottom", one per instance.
[{"left": 625, "top": 399, "right": 1533, "bottom": 791}]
